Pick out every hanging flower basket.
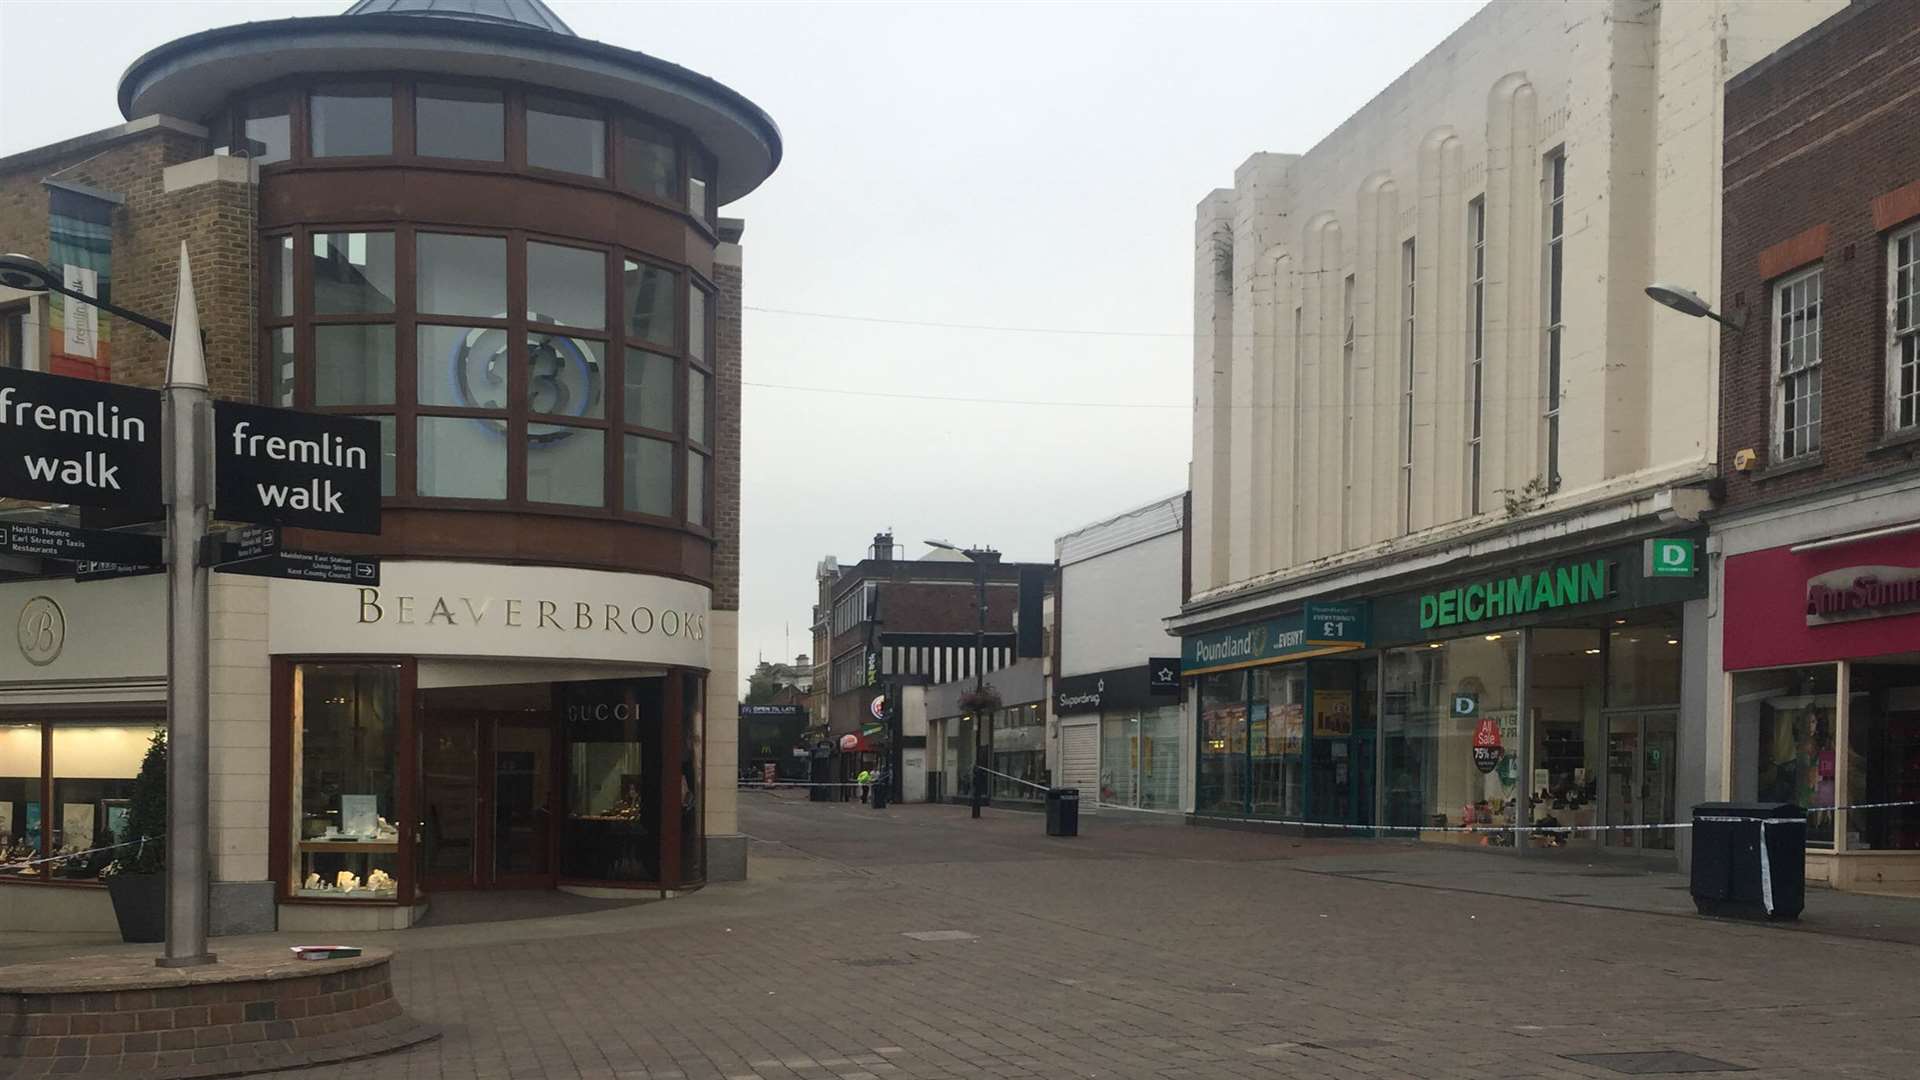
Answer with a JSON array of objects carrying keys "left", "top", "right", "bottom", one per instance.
[{"left": 958, "top": 686, "right": 1002, "bottom": 714}]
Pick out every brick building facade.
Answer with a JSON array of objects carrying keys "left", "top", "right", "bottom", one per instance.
[
  {"left": 0, "top": 0, "right": 777, "bottom": 934},
  {"left": 1709, "top": 0, "right": 1920, "bottom": 890}
]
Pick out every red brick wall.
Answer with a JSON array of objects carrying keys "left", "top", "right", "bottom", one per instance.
[
  {"left": 1720, "top": 0, "right": 1920, "bottom": 510},
  {"left": 0, "top": 122, "right": 261, "bottom": 402},
  {"left": 712, "top": 253, "right": 741, "bottom": 613}
]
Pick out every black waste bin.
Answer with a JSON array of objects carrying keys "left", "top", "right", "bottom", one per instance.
[
  {"left": 1690, "top": 801, "right": 1805, "bottom": 920},
  {"left": 1045, "top": 787, "right": 1080, "bottom": 837},
  {"left": 871, "top": 779, "right": 888, "bottom": 810}
]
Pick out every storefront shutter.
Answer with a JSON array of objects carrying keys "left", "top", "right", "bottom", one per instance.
[{"left": 1060, "top": 722, "right": 1099, "bottom": 807}]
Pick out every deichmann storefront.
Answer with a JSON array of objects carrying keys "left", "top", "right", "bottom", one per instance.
[
  {"left": 1183, "top": 535, "right": 1707, "bottom": 853},
  {"left": 1722, "top": 526, "right": 1920, "bottom": 889},
  {"left": 268, "top": 561, "right": 710, "bottom": 927}
]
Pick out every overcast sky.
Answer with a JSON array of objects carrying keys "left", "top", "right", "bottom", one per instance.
[{"left": 0, "top": 0, "right": 1481, "bottom": 692}]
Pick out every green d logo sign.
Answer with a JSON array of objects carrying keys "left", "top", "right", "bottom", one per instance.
[{"left": 1645, "top": 539, "right": 1696, "bottom": 578}]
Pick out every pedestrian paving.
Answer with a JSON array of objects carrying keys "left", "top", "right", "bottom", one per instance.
[{"left": 17, "top": 792, "right": 1919, "bottom": 1079}]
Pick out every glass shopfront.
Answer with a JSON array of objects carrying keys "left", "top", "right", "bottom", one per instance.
[
  {"left": 0, "top": 717, "right": 160, "bottom": 885},
  {"left": 1099, "top": 705, "right": 1182, "bottom": 811},
  {"left": 1722, "top": 532, "right": 1920, "bottom": 880},
  {"left": 990, "top": 702, "right": 1047, "bottom": 801},
  {"left": 1194, "top": 659, "right": 1377, "bottom": 827},
  {"left": 276, "top": 661, "right": 709, "bottom": 909}
]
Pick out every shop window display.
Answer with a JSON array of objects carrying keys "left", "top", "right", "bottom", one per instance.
[
  {"left": 0, "top": 722, "right": 42, "bottom": 875},
  {"left": 291, "top": 664, "right": 402, "bottom": 898},
  {"left": 1733, "top": 665, "right": 1839, "bottom": 846},
  {"left": 562, "top": 680, "right": 663, "bottom": 882},
  {"left": 1101, "top": 706, "right": 1183, "bottom": 811},
  {"left": 49, "top": 723, "right": 148, "bottom": 880},
  {"left": 1383, "top": 634, "right": 1520, "bottom": 843},
  {"left": 1197, "top": 671, "right": 1247, "bottom": 815},
  {"left": 990, "top": 703, "right": 1046, "bottom": 800},
  {"left": 1252, "top": 667, "right": 1305, "bottom": 819},
  {"left": 1846, "top": 662, "right": 1920, "bottom": 851},
  {"left": 1527, "top": 629, "right": 1603, "bottom": 848}
]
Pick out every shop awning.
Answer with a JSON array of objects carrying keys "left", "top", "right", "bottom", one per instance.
[{"left": 837, "top": 733, "right": 876, "bottom": 753}]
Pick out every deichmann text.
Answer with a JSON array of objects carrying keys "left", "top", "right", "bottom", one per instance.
[
  {"left": 356, "top": 588, "right": 705, "bottom": 639},
  {"left": 1419, "top": 559, "right": 1610, "bottom": 629}
]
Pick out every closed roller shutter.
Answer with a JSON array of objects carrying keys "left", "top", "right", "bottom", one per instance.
[{"left": 1060, "top": 722, "right": 1099, "bottom": 808}]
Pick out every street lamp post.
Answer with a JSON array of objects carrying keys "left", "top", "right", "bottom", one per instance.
[
  {"left": 0, "top": 249, "right": 215, "bottom": 967},
  {"left": 926, "top": 539, "right": 994, "bottom": 818},
  {"left": 1645, "top": 282, "right": 1745, "bottom": 330}
]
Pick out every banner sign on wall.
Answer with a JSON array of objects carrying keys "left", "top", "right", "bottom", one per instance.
[
  {"left": 1181, "top": 602, "right": 1369, "bottom": 675},
  {"left": 45, "top": 182, "right": 119, "bottom": 383}
]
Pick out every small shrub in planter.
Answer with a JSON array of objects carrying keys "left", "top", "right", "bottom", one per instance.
[{"left": 102, "top": 728, "right": 167, "bottom": 944}]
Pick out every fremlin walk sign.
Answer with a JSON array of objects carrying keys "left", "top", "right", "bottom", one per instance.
[
  {"left": 214, "top": 401, "right": 381, "bottom": 535},
  {"left": 0, "top": 365, "right": 384, "bottom": 583},
  {"left": 0, "top": 367, "right": 162, "bottom": 513}
]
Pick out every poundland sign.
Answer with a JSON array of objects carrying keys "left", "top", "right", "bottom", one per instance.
[
  {"left": 1419, "top": 559, "right": 1611, "bottom": 630},
  {"left": 1182, "top": 602, "right": 1368, "bottom": 675}
]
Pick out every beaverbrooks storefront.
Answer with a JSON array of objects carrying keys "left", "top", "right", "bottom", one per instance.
[{"left": 1180, "top": 532, "right": 1709, "bottom": 858}]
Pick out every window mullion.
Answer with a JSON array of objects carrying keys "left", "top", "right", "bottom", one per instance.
[{"left": 507, "top": 231, "right": 529, "bottom": 505}]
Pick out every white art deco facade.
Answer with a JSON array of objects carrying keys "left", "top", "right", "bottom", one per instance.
[{"left": 1174, "top": 0, "right": 1845, "bottom": 862}]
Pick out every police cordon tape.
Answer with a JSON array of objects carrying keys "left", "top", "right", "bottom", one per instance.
[
  {"left": 740, "top": 779, "right": 1917, "bottom": 836},
  {"left": 2, "top": 834, "right": 160, "bottom": 872}
]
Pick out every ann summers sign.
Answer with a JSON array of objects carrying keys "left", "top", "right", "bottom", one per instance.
[{"left": 214, "top": 402, "right": 381, "bottom": 534}]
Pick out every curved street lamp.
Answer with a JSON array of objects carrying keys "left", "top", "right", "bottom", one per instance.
[
  {"left": 1645, "top": 281, "right": 1744, "bottom": 331},
  {"left": 0, "top": 252, "right": 174, "bottom": 340}
]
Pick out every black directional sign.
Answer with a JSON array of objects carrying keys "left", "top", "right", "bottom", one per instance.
[
  {"left": 215, "top": 550, "right": 380, "bottom": 586},
  {"left": 1148, "top": 657, "right": 1182, "bottom": 694},
  {"left": 199, "top": 525, "right": 279, "bottom": 568},
  {"left": 0, "top": 368, "right": 162, "bottom": 513},
  {"left": 0, "top": 522, "right": 162, "bottom": 566},
  {"left": 74, "top": 559, "right": 166, "bottom": 582},
  {"left": 213, "top": 402, "right": 381, "bottom": 535}
]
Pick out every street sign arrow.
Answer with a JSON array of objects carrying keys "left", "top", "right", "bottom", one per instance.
[
  {"left": 74, "top": 559, "right": 167, "bottom": 582},
  {"left": 198, "top": 525, "right": 279, "bottom": 568},
  {"left": 213, "top": 549, "right": 380, "bottom": 586},
  {"left": 0, "top": 521, "right": 162, "bottom": 566}
]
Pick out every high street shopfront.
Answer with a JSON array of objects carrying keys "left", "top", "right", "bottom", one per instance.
[
  {"left": 1182, "top": 534, "right": 1708, "bottom": 857},
  {"left": 1716, "top": 491, "right": 1920, "bottom": 891}
]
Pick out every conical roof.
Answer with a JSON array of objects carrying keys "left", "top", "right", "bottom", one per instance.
[{"left": 343, "top": 0, "right": 573, "bottom": 36}]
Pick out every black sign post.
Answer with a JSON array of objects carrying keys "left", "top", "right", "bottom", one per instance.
[
  {"left": 213, "top": 402, "right": 382, "bottom": 534},
  {"left": 1148, "top": 657, "right": 1183, "bottom": 694},
  {"left": 0, "top": 368, "right": 162, "bottom": 514}
]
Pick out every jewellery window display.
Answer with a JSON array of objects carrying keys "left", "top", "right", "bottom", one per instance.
[
  {"left": 0, "top": 722, "right": 42, "bottom": 877},
  {"left": 291, "top": 663, "right": 402, "bottom": 899},
  {"left": 0, "top": 720, "right": 151, "bottom": 883},
  {"left": 561, "top": 679, "right": 664, "bottom": 883}
]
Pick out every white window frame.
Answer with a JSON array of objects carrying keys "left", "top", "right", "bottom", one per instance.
[
  {"left": 1771, "top": 265, "right": 1823, "bottom": 462},
  {"left": 1888, "top": 224, "right": 1920, "bottom": 434},
  {"left": 1340, "top": 273, "right": 1356, "bottom": 548},
  {"left": 1543, "top": 150, "right": 1565, "bottom": 492},
  {"left": 1401, "top": 237, "right": 1416, "bottom": 535},
  {"left": 1467, "top": 196, "right": 1486, "bottom": 515}
]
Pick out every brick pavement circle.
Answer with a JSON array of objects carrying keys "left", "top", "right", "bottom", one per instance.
[{"left": 228, "top": 793, "right": 1920, "bottom": 1080}]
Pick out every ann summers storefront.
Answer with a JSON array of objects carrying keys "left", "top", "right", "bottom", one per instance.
[
  {"left": 1719, "top": 503, "right": 1920, "bottom": 890},
  {"left": 1182, "top": 533, "right": 1709, "bottom": 857}
]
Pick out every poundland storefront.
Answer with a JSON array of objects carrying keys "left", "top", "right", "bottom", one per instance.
[{"left": 1182, "top": 532, "right": 1710, "bottom": 861}]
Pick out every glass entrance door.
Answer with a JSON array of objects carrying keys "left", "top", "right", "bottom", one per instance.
[
  {"left": 1605, "top": 710, "right": 1678, "bottom": 852},
  {"left": 422, "top": 714, "right": 555, "bottom": 889}
]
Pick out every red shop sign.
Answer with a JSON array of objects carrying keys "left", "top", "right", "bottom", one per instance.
[{"left": 1724, "top": 528, "right": 1920, "bottom": 670}]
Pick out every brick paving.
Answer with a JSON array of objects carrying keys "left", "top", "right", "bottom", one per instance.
[{"left": 223, "top": 792, "right": 1920, "bottom": 1079}]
